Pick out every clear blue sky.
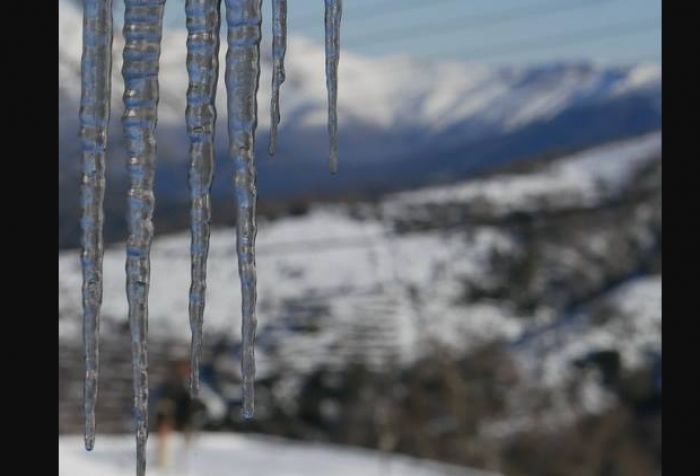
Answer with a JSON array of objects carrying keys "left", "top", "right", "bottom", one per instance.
[{"left": 113, "top": 0, "right": 661, "bottom": 66}]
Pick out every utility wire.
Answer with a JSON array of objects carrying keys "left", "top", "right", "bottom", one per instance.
[
  {"left": 295, "top": 0, "right": 398, "bottom": 25},
  {"left": 441, "top": 17, "right": 660, "bottom": 60},
  {"left": 296, "top": 0, "right": 464, "bottom": 28},
  {"left": 348, "top": 0, "right": 464, "bottom": 22},
  {"left": 343, "top": 0, "right": 614, "bottom": 49}
]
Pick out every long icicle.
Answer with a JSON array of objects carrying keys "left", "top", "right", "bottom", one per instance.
[
  {"left": 268, "top": 0, "right": 287, "bottom": 155},
  {"left": 324, "top": 0, "right": 342, "bottom": 174},
  {"left": 224, "top": 0, "right": 262, "bottom": 419},
  {"left": 122, "top": 1, "right": 166, "bottom": 475},
  {"left": 80, "top": 0, "right": 113, "bottom": 452},
  {"left": 185, "top": 0, "right": 222, "bottom": 397}
]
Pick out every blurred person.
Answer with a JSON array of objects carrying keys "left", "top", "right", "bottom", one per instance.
[{"left": 153, "top": 358, "right": 205, "bottom": 473}]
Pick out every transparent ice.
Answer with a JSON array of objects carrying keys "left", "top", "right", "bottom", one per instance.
[
  {"left": 122, "top": 1, "right": 166, "bottom": 475},
  {"left": 324, "top": 0, "right": 342, "bottom": 173},
  {"left": 185, "top": 0, "right": 222, "bottom": 397},
  {"left": 268, "top": 0, "right": 287, "bottom": 155},
  {"left": 79, "top": 0, "right": 342, "bottom": 468},
  {"left": 225, "top": 0, "right": 262, "bottom": 419},
  {"left": 80, "top": 0, "right": 113, "bottom": 452}
]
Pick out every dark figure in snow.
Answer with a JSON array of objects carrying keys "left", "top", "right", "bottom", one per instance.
[{"left": 152, "top": 358, "right": 206, "bottom": 471}]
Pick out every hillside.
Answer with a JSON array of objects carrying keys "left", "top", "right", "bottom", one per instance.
[{"left": 60, "top": 130, "right": 660, "bottom": 430}]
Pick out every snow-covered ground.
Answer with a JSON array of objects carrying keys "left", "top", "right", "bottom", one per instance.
[
  {"left": 59, "top": 133, "right": 661, "bottom": 409},
  {"left": 483, "top": 275, "right": 662, "bottom": 438},
  {"left": 59, "top": 434, "right": 499, "bottom": 476},
  {"left": 383, "top": 131, "right": 661, "bottom": 218},
  {"left": 59, "top": 204, "right": 524, "bottom": 374},
  {"left": 514, "top": 275, "right": 662, "bottom": 388}
]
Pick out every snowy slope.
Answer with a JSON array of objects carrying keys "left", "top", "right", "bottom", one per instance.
[
  {"left": 59, "top": 206, "right": 524, "bottom": 374},
  {"left": 58, "top": 0, "right": 660, "bottom": 209},
  {"left": 477, "top": 274, "right": 661, "bottom": 439},
  {"left": 514, "top": 275, "right": 661, "bottom": 388},
  {"left": 59, "top": 133, "right": 661, "bottom": 382},
  {"left": 383, "top": 131, "right": 661, "bottom": 218},
  {"left": 59, "top": 133, "right": 660, "bottom": 443},
  {"left": 59, "top": 434, "right": 499, "bottom": 476}
]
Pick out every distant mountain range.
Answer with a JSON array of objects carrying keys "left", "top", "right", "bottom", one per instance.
[
  {"left": 58, "top": 0, "right": 660, "bottom": 247},
  {"left": 59, "top": 133, "right": 661, "bottom": 440}
]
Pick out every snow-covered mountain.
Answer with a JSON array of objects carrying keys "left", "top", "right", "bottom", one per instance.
[
  {"left": 59, "top": 132, "right": 661, "bottom": 389},
  {"left": 59, "top": 0, "right": 660, "bottom": 245},
  {"left": 59, "top": 132, "right": 660, "bottom": 452}
]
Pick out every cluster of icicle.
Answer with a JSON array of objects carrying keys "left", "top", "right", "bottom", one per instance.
[{"left": 78, "top": 1, "right": 342, "bottom": 475}]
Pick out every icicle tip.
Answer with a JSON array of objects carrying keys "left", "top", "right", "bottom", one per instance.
[
  {"left": 190, "top": 376, "right": 200, "bottom": 399},
  {"left": 328, "top": 152, "right": 338, "bottom": 175}
]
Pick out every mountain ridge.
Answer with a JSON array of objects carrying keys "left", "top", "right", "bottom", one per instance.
[{"left": 59, "top": 0, "right": 660, "bottom": 248}]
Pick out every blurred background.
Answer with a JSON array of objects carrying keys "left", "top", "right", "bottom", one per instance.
[{"left": 58, "top": 0, "right": 661, "bottom": 475}]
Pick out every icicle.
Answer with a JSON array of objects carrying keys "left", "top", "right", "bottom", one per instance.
[
  {"left": 122, "top": 1, "right": 166, "bottom": 474},
  {"left": 80, "top": 0, "right": 113, "bottom": 452},
  {"left": 324, "top": 0, "right": 342, "bottom": 174},
  {"left": 224, "top": 0, "right": 262, "bottom": 419},
  {"left": 268, "top": 0, "right": 287, "bottom": 155},
  {"left": 185, "top": 0, "right": 222, "bottom": 397}
]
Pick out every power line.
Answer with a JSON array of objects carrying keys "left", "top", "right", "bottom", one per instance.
[
  {"left": 343, "top": 0, "right": 614, "bottom": 49},
  {"left": 443, "top": 17, "right": 660, "bottom": 60},
  {"left": 301, "top": 17, "right": 660, "bottom": 80},
  {"left": 294, "top": 0, "right": 399, "bottom": 26},
  {"left": 296, "top": 0, "right": 464, "bottom": 29},
  {"left": 349, "top": 0, "right": 464, "bottom": 23}
]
